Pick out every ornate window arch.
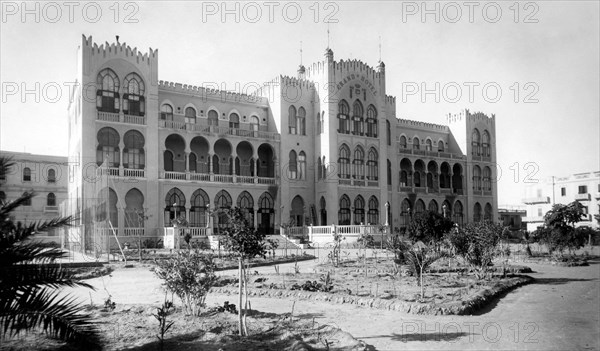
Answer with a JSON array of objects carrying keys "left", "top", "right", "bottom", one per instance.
[
  {"left": 47, "top": 193, "right": 56, "bottom": 206},
  {"left": 23, "top": 167, "right": 31, "bottom": 182},
  {"left": 354, "top": 195, "right": 365, "bottom": 224},
  {"left": 190, "top": 189, "right": 209, "bottom": 227},
  {"left": 237, "top": 191, "right": 255, "bottom": 224},
  {"left": 338, "top": 100, "right": 350, "bottom": 134},
  {"left": 185, "top": 106, "right": 197, "bottom": 124},
  {"left": 96, "top": 68, "right": 119, "bottom": 113},
  {"left": 425, "top": 139, "right": 433, "bottom": 151},
  {"left": 386, "top": 119, "right": 391, "bottom": 145},
  {"left": 399, "top": 135, "right": 407, "bottom": 149},
  {"left": 47, "top": 168, "right": 56, "bottom": 183},
  {"left": 368, "top": 196, "right": 379, "bottom": 224},
  {"left": 453, "top": 200, "right": 464, "bottom": 225},
  {"left": 472, "top": 128, "right": 481, "bottom": 156},
  {"left": 483, "top": 166, "right": 492, "bottom": 191},
  {"left": 164, "top": 187, "right": 186, "bottom": 224},
  {"left": 298, "top": 151, "right": 306, "bottom": 180},
  {"left": 482, "top": 130, "right": 491, "bottom": 157},
  {"left": 123, "top": 130, "right": 145, "bottom": 170},
  {"left": 438, "top": 140, "right": 445, "bottom": 152},
  {"left": 288, "top": 150, "right": 298, "bottom": 180},
  {"left": 366, "top": 105, "right": 377, "bottom": 137},
  {"left": 367, "top": 148, "right": 378, "bottom": 181},
  {"left": 352, "top": 100, "right": 364, "bottom": 136},
  {"left": 338, "top": 195, "right": 351, "bottom": 225},
  {"left": 161, "top": 104, "right": 173, "bottom": 121},
  {"left": 288, "top": 105, "right": 297, "bottom": 134},
  {"left": 96, "top": 127, "right": 120, "bottom": 167},
  {"left": 484, "top": 203, "right": 493, "bottom": 221},
  {"left": 123, "top": 73, "right": 145, "bottom": 116},
  {"left": 413, "top": 137, "right": 420, "bottom": 150},
  {"left": 353, "top": 146, "right": 365, "bottom": 181},
  {"left": 474, "top": 202, "right": 482, "bottom": 222},
  {"left": 338, "top": 144, "right": 350, "bottom": 179},
  {"left": 297, "top": 107, "right": 306, "bottom": 135},
  {"left": 207, "top": 109, "right": 219, "bottom": 126},
  {"left": 473, "top": 165, "right": 482, "bottom": 190}
]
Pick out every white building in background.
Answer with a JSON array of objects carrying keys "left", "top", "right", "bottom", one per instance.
[{"left": 523, "top": 171, "right": 600, "bottom": 231}]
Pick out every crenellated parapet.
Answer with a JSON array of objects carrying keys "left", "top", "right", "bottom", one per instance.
[
  {"left": 158, "top": 80, "right": 268, "bottom": 105},
  {"left": 447, "top": 109, "right": 496, "bottom": 124},
  {"left": 82, "top": 35, "right": 157, "bottom": 65},
  {"left": 397, "top": 118, "right": 449, "bottom": 132}
]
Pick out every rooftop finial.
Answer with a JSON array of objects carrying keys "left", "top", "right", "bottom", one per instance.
[
  {"left": 300, "top": 40, "right": 303, "bottom": 65},
  {"left": 116, "top": 35, "right": 120, "bottom": 44},
  {"left": 327, "top": 22, "right": 330, "bottom": 48},
  {"left": 378, "top": 36, "right": 382, "bottom": 62}
]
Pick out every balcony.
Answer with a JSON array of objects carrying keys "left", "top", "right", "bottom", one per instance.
[
  {"left": 522, "top": 196, "right": 550, "bottom": 204},
  {"left": 574, "top": 193, "right": 590, "bottom": 201},
  {"left": 159, "top": 171, "right": 276, "bottom": 185},
  {"left": 100, "top": 167, "right": 146, "bottom": 179},
  {"left": 97, "top": 111, "right": 146, "bottom": 125},
  {"left": 159, "top": 120, "right": 280, "bottom": 141},
  {"left": 397, "top": 146, "right": 466, "bottom": 160}
]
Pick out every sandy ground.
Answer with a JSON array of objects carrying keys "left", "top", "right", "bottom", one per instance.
[{"left": 63, "top": 255, "right": 600, "bottom": 351}]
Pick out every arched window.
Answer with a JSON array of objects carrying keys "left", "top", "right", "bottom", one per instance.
[
  {"left": 367, "top": 148, "right": 378, "bottom": 181},
  {"left": 386, "top": 120, "right": 391, "bottom": 145},
  {"left": 96, "top": 127, "right": 120, "bottom": 167},
  {"left": 428, "top": 199, "right": 438, "bottom": 213},
  {"left": 425, "top": 139, "right": 432, "bottom": 151},
  {"left": 47, "top": 193, "right": 56, "bottom": 206},
  {"left": 338, "top": 195, "right": 351, "bottom": 225},
  {"left": 368, "top": 196, "right": 379, "bottom": 224},
  {"left": 23, "top": 167, "right": 31, "bottom": 182},
  {"left": 161, "top": 104, "right": 173, "bottom": 121},
  {"left": 229, "top": 113, "right": 240, "bottom": 129},
  {"left": 352, "top": 100, "right": 364, "bottom": 136},
  {"left": 164, "top": 188, "right": 186, "bottom": 225},
  {"left": 483, "top": 166, "right": 492, "bottom": 191},
  {"left": 297, "top": 107, "right": 306, "bottom": 135},
  {"left": 482, "top": 130, "right": 491, "bottom": 157},
  {"left": 163, "top": 151, "right": 174, "bottom": 172},
  {"left": 215, "top": 190, "right": 232, "bottom": 233},
  {"left": 400, "top": 135, "right": 407, "bottom": 149},
  {"left": 237, "top": 191, "right": 254, "bottom": 224},
  {"left": 123, "top": 130, "right": 145, "bottom": 169},
  {"left": 258, "top": 192, "right": 274, "bottom": 234},
  {"left": 319, "top": 197, "right": 327, "bottom": 225},
  {"left": 366, "top": 105, "right": 377, "bottom": 137},
  {"left": 124, "top": 188, "right": 144, "bottom": 227},
  {"left": 96, "top": 68, "right": 119, "bottom": 113},
  {"left": 413, "top": 171, "right": 421, "bottom": 187},
  {"left": 387, "top": 159, "right": 392, "bottom": 186},
  {"left": 189, "top": 189, "right": 209, "bottom": 227},
  {"left": 317, "top": 157, "right": 322, "bottom": 180},
  {"left": 47, "top": 169, "right": 56, "bottom": 183},
  {"left": 316, "top": 112, "right": 321, "bottom": 135},
  {"left": 338, "top": 144, "right": 350, "bottom": 179},
  {"left": 185, "top": 107, "right": 196, "bottom": 124},
  {"left": 123, "top": 73, "right": 145, "bottom": 116},
  {"left": 353, "top": 146, "right": 365, "bottom": 181},
  {"left": 338, "top": 100, "right": 350, "bottom": 134},
  {"left": 400, "top": 198, "right": 411, "bottom": 227},
  {"left": 473, "top": 166, "right": 482, "bottom": 190},
  {"left": 474, "top": 202, "right": 482, "bottom": 222},
  {"left": 354, "top": 195, "right": 365, "bottom": 225},
  {"left": 484, "top": 203, "right": 493, "bottom": 221},
  {"left": 288, "top": 105, "right": 297, "bottom": 134},
  {"left": 208, "top": 110, "right": 219, "bottom": 126},
  {"left": 414, "top": 199, "right": 425, "bottom": 214},
  {"left": 438, "top": 140, "right": 445, "bottom": 152},
  {"left": 250, "top": 116, "right": 259, "bottom": 136},
  {"left": 472, "top": 128, "right": 481, "bottom": 156},
  {"left": 189, "top": 153, "right": 197, "bottom": 173},
  {"left": 288, "top": 150, "right": 297, "bottom": 180},
  {"left": 413, "top": 137, "right": 420, "bottom": 150},
  {"left": 298, "top": 151, "right": 306, "bottom": 180},
  {"left": 453, "top": 201, "right": 463, "bottom": 225}
]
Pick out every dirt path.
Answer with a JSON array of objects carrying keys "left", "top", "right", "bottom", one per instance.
[{"left": 66, "top": 259, "right": 599, "bottom": 350}]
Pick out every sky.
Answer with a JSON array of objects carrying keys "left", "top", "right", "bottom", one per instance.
[{"left": 1, "top": 1, "right": 599, "bottom": 206}]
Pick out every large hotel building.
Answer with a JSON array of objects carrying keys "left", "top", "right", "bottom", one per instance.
[{"left": 66, "top": 35, "right": 497, "bottom": 245}]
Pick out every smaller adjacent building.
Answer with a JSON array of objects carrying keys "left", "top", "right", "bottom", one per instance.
[
  {"left": 522, "top": 171, "right": 600, "bottom": 231},
  {"left": 0, "top": 151, "right": 69, "bottom": 240}
]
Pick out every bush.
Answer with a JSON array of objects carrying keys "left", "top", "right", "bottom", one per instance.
[{"left": 154, "top": 250, "right": 217, "bottom": 316}]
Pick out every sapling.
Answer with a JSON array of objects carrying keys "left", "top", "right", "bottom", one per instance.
[{"left": 153, "top": 297, "right": 175, "bottom": 351}]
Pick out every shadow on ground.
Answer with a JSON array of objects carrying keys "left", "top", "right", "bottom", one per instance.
[{"left": 357, "top": 331, "right": 473, "bottom": 343}]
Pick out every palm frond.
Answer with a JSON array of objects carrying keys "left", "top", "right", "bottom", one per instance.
[{"left": 0, "top": 287, "right": 101, "bottom": 349}]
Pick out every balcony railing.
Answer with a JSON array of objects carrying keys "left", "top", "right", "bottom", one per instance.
[
  {"left": 159, "top": 171, "right": 276, "bottom": 185},
  {"left": 397, "top": 146, "right": 466, "bottom": 160},
  {"left": 574, "top": 193, "right": 590, "bottom": 201},
  {"left": 522, "top": 196, "right": 550, "bottom": 204},
  {"left": 97, "top": 111, "right": 145, "bottom": 125},
  {"left": 123, "top": 228, "right": 145, "bottom": 236},
  {"left": 159, "top": 120, "right": 280, "bottom": 141},
  {"left": 124, "top": 169, "right": 145, "bottom": 178}
]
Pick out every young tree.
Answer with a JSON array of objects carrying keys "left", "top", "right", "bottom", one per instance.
[
  {"left": 539, "top": 202, "right": 587, "bottom": 256},
  {"left": 219, "top": 207, "right": 267, "bottom": 336},
  {"left": 404, "top": 243, "right": 445, "bottom": 299},
  {"left": 0, "top": 157, "right": 100, "bottom": 348},
  {"left": 407, "top": 211, "right": 454, "bottom": 249},
  {"left": 447, "top": 221, "right": 503, "bottom": 279}
]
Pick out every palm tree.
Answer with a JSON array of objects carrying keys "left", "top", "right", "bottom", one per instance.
[{"left": 0, "top": 156, "right": 100, "bottom": 348}]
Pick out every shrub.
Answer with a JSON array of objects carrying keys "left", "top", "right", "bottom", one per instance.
[{"left": 154, "top": 250, "right": 216, "bottom": 316}]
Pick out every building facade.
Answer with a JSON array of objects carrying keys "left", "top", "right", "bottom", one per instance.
[
  {"left": 0, "top": 151, "right": 68, "bottom": 239},
  {"left": 66, "top": 35, "right": 498, "bottom": 244},
  {"left": 523, "top": 171, "right": 600, "bottom": 231}
]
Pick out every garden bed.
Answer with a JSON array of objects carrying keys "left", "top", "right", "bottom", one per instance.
[{"left": 1, "top": 303, "right": 368, "bottom": 351}]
